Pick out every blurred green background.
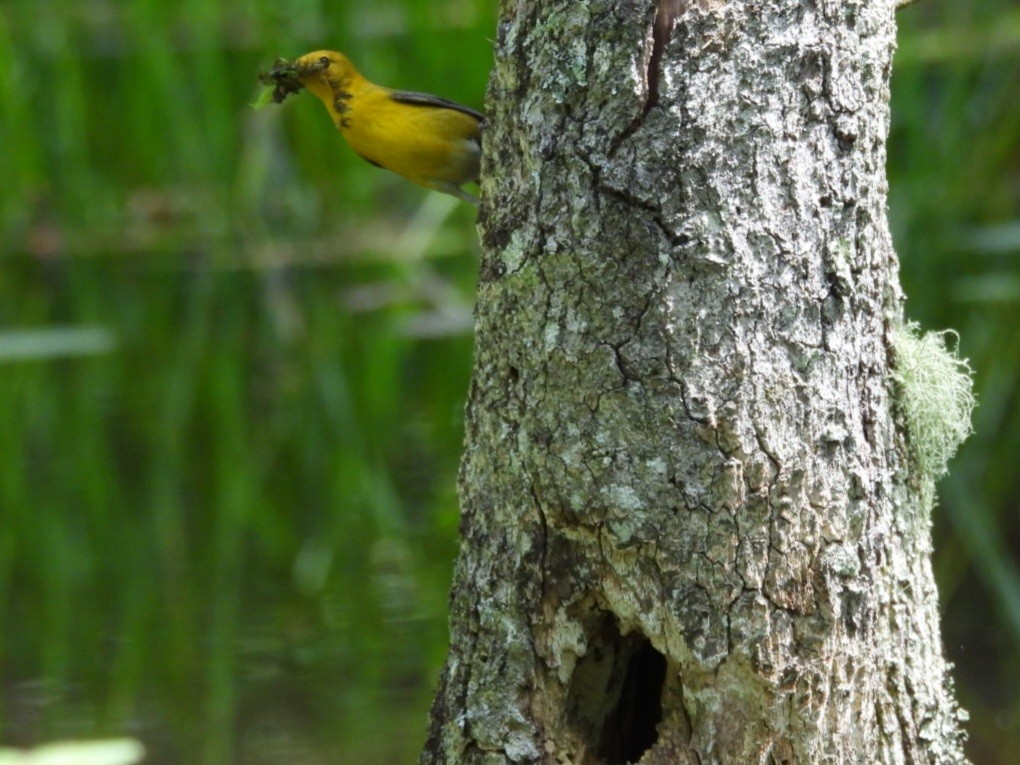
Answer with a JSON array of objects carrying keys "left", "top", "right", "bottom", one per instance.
[{"left": 0, "top": 1, "right": 1016, "bottom": 763}]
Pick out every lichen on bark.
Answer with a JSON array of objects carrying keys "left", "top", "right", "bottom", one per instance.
[{"left": 422, "top": 0, "right": 971, "bottom": 763}]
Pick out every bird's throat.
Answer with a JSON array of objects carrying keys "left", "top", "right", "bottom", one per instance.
[{"left": 302, "top": 74, "right": 353, "bottom": 128}]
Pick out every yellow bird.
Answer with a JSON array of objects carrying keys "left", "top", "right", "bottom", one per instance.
[{"left": 259, "top": 50, "right": 483, "bottom": 205}]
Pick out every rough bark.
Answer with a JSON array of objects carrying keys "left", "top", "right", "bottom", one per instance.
[{"left": 422, "top": 0, "right": 969, "bottom": 763}]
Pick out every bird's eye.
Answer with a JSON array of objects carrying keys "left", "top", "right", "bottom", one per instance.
[{"left": 319, "top": 56, "right": 330, "bottom": 66}]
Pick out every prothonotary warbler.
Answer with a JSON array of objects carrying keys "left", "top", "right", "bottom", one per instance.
[{"left": 258, "top": 50, "right": 483, "bottom": 205}]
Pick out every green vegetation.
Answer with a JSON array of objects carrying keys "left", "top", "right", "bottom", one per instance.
[
  {"left": 0, "top": 1, "right": 1017, "bottom": 763},
  {"left": 0, "top": 1, "right": 490, "bottom": 762},
  {"left": 891, "top": 6, "right": 1020, "bottom": 762}
]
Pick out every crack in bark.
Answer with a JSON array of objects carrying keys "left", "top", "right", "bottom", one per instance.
[
  {"left": 528, "top": 472, "right": 551, "bottom": 618},
  {"left": 648, "top": 0, "right": 686, "bottom": 111},
  {"left": 608, "top": 0, "right": 687, "bottom": 158}
]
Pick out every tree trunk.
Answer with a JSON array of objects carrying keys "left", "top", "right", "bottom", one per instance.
[{"left": 422, "top": 0, "right": 970, "bottom": 763}]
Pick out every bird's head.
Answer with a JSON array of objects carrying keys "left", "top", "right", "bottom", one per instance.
[{"left": 257, "top": 50, "right": 359, "bottom": 109}]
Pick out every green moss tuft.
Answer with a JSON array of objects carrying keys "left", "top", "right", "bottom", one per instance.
[{"left": 890, "top": 322, "right": 976, "bottom": 482}]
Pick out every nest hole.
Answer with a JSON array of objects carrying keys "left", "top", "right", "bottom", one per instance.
[{"left": 566, "top": 613, "right": 666, "bottom": 764}]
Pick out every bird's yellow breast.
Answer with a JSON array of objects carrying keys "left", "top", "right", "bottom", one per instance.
[{"left": 339, "top": 86, "right": 481, "bottom": 190}]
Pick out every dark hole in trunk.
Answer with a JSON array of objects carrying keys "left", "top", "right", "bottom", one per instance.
[{"left": 567, "top": 613, "right": 666, "bottom": 764}]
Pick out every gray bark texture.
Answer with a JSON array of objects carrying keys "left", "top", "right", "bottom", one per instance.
[{"left": 422, "top": 0, "right": 970, "bottom": 763}]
